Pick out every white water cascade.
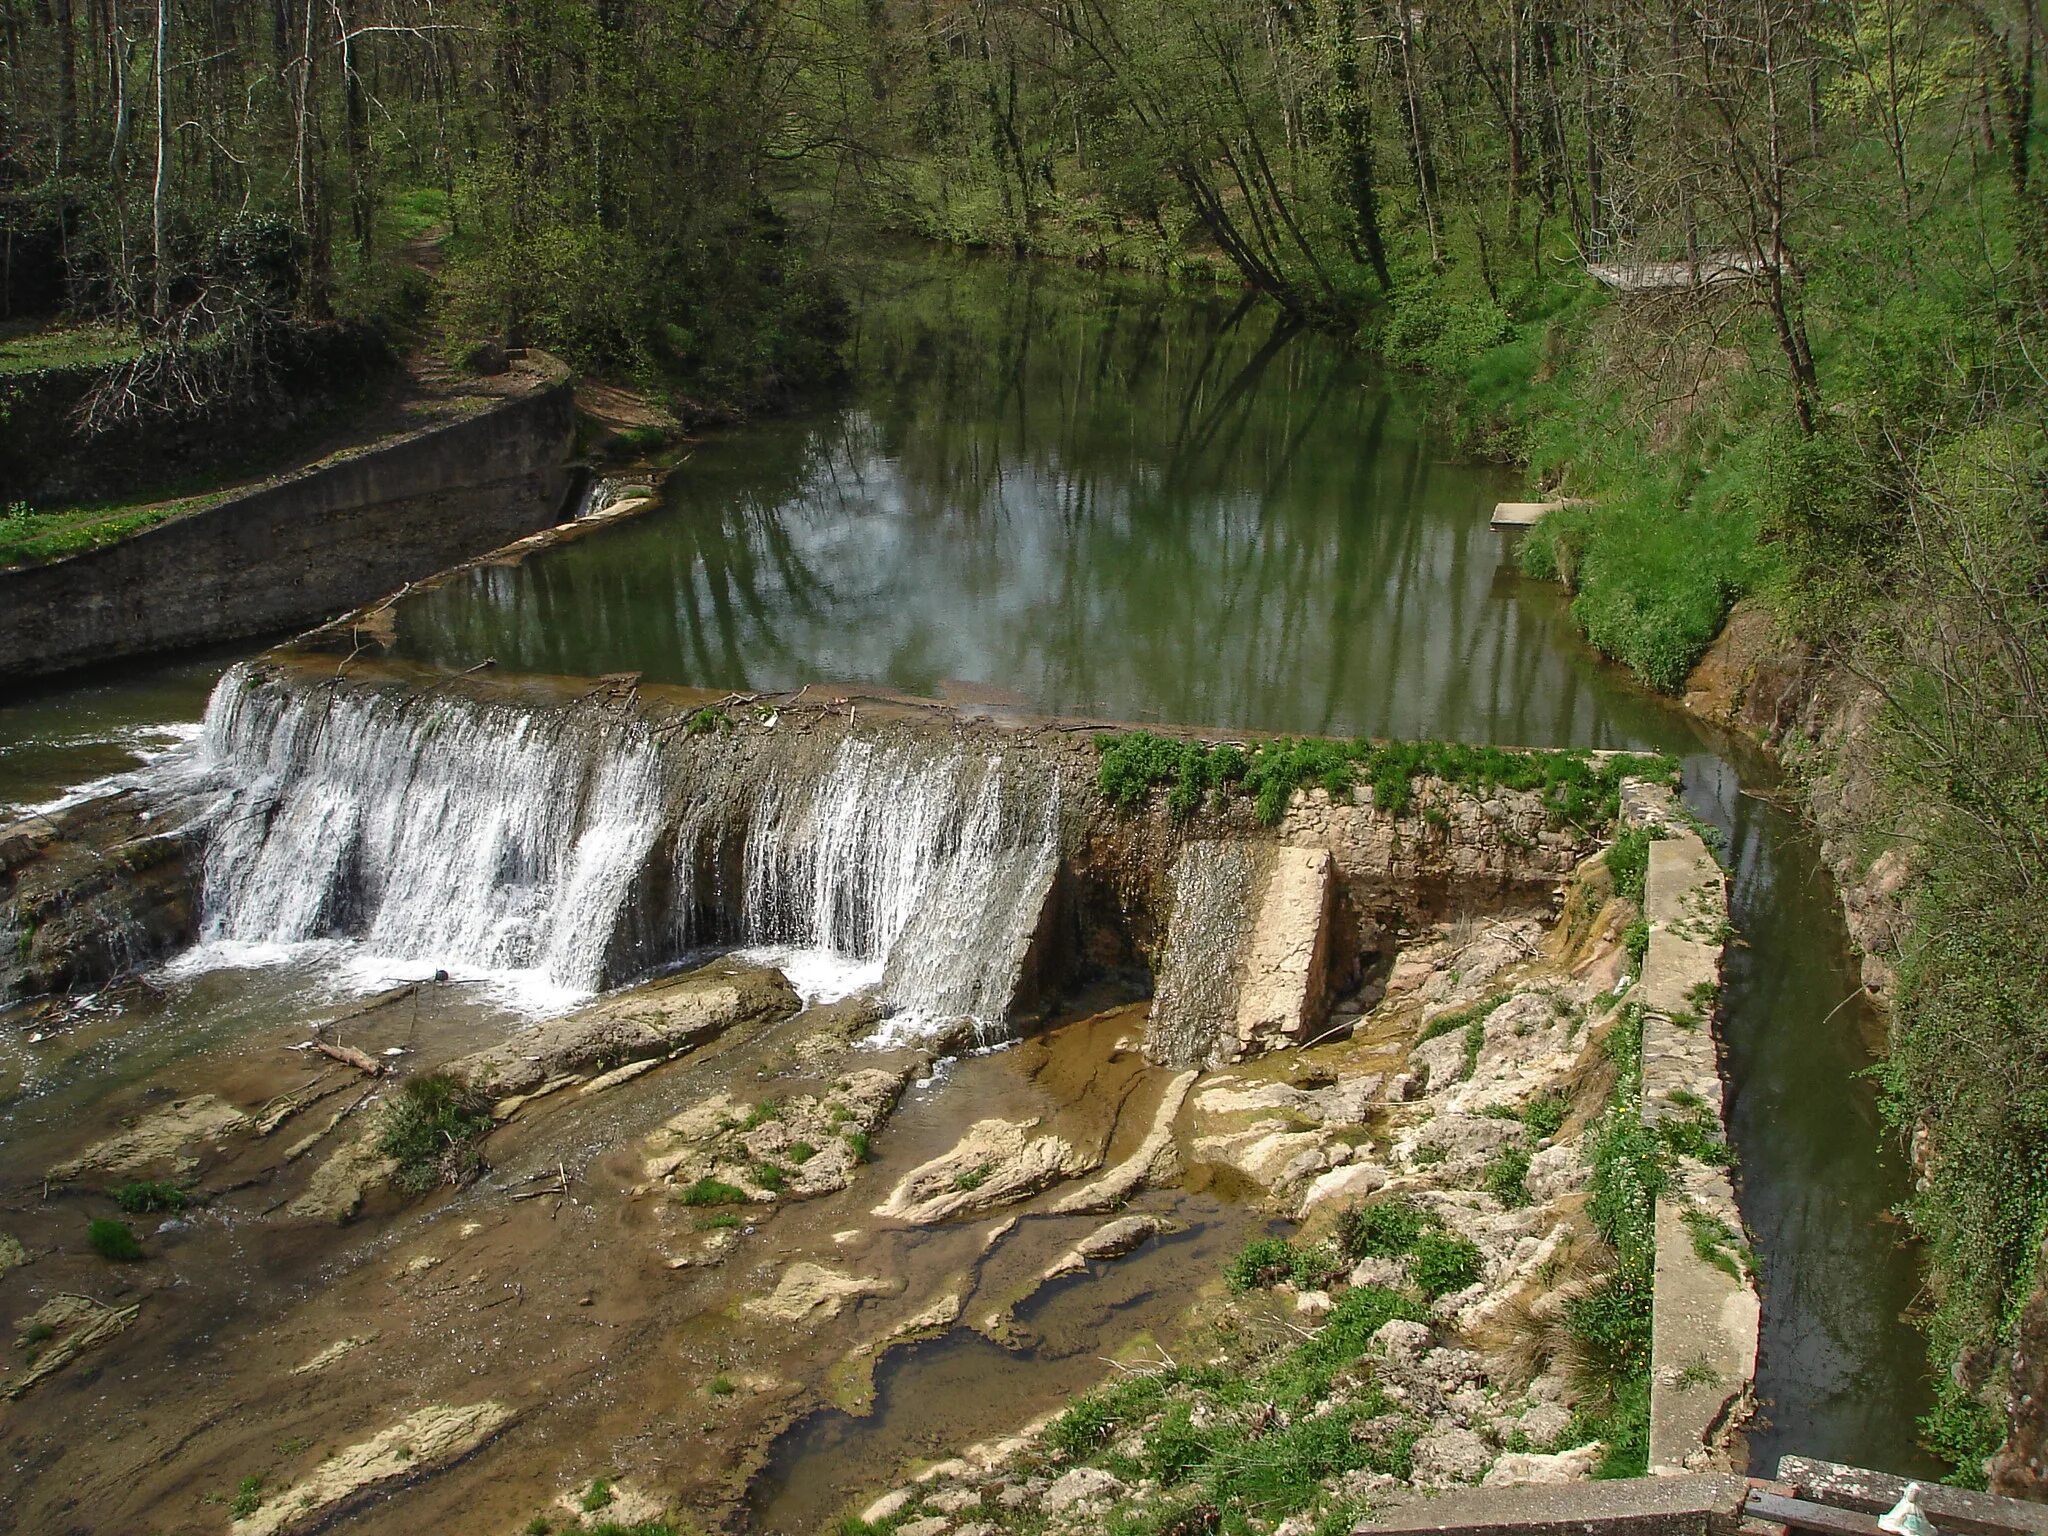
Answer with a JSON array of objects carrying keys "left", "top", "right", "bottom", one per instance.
[{"left": 182, "top": 669, "right": 1059, "bottom": 1036}]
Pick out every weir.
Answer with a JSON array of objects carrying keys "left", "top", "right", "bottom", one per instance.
[{"left": 189, "top": 666, "right": 1063, "bottom": 1036}]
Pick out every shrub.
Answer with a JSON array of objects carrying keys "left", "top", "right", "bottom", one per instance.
[
  {"left": 1483, "top": 1145, "right": 1532, "bottom": 1208},
  {"left": 377, "top": 1073, "right": 494, "bottom": 1194},
  {"left": 110, "top": 1180, "right": 186, "bottom": 1213},
  {"left": 1409, "top": 1231, "right": 1483, "bottom": 1299},
  {"left": 1336, "top": 1199, "right": 1429, "bottom": 1260},
  {"left": 677, "top": 1178, "right": 749, "bottom": 1207},
  {"left": 231, "top": 1476, "right": 264, "bottom": 1518},
  {"left": 88, "top": 1218, "right": 143, "bottom": 1261},
  {"left": 1225, "top": 1237, "right": 1300, "bottom": 1292},
  {"left": 1522, "top": 1091, "right": 1570, "bottom": 1141}
]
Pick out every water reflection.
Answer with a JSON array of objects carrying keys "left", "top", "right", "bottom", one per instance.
[{"left": 396, "top": 256, "right": 1668, "bottom": 748}]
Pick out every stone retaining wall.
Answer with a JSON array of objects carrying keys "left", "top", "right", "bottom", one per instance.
[{"left": 0, "top": 355, "right": 576, "bottom": 682}]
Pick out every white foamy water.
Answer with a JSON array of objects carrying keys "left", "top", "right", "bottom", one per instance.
[{"left": 161, "top": 667, "right": 1060, "bottom": 1035}]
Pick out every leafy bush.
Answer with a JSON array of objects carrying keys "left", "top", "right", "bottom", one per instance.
[
  {"left": 1409, "top": 1231, "right": 1483, "bottom": 1299},
  {"left": 110, "top": 1180, "right": 186, "bottom": 1213},
  {"left": 1335, "top": 1199, "right": 1429, "bottom": 1260},
  {"left": 677, "top": 1178, "right": 750, "bottom": 1207},
  {"left": 377, "top": 1073, "right": 494, "bottom": 1194},
  {"left": 1482, "top": 1145, "right": 1532, "bottom": 1208},
  {"left": 88, "top": 1218, "right": 143, "bottom": 1261}
]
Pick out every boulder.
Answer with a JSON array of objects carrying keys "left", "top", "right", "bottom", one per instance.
[
  {"left": 1412, "top": 1424, "right": 1494, "bottom": 1486},
  {"left": 1482, "top": 1444, "right": 1604, "bottom": 1486},
  {"left": 873, "top": 1118, "right": 1091, "bottom": 1225},
  {"left": 745, "top": 1263, "right": 894, "bottom": 1323}
]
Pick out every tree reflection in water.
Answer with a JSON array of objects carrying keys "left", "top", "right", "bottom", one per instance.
[{"left": 396, "top": 252, "right": 1678, "bottom": 749}]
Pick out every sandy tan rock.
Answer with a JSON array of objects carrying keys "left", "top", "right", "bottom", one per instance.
[
  {"left": 1482, "top": 1444, "right": 1604, "bottom": 1485},
  {"left": 1051, "top": 1070, "right": 1194, "bottom": 1213},
  {"left": 873, "top": 1118, "right": 1092, "bottom": 1224},
  {"left": 456, "top": 957, "right": 800, "bottom": 1097},
  {"left": 232, "top": 1401, "right": 512, "bottom": 1536},
  {"left": 287, "top": 1129, "right": 398, "bottom": 1223},
  {"left": 291, "top": 1334, "right": 377, "bottom": 1375},
  {"left": 49, "top": 1093, "right": 248, "bottom": 1179},
  {"left": 746, "top": 1262, "right": 894, "bottom": 1323},
  {"left": 4, "top": 1294, "right": 137, "bottom": 1400}
]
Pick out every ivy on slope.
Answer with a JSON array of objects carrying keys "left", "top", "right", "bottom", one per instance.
[{"left": 1095, "top": 731, "right": 1674, "bottom": 830}]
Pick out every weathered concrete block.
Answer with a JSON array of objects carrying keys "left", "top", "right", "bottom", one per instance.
[{"left": 1359, "top": 1471, "right": 1748, "bottom": 1536}]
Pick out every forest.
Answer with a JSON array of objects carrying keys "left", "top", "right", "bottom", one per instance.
[{"left": 4, "top": 0, "right": 2047, "bottom": 1486}]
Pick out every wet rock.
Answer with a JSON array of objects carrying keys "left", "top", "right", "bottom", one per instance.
[
  {"left": 926, "top": 1486, "right": 982, "bottom": 1514},
  {"left": 1482, "top": 1444, "right": 1603, "bottom": 1486},
  {"left": 1042, "top": 1465, "right": 1126, "bottom": 1513},
  {"left": 873, "top": 1117, "right": 1092, "bottom": 1225},
  {"left": 1, "top": 793, "right": 199, "bottom": 1002},
  {"left": 1411, "top": 1423, "right": 1493, "bottom": 1486},
  {"left": 4, "top": 1294, "right": 137, "bottom": 1400},
  {"left": 1043, "top": 1214, "right": 1164, "bottom": 1278},
  {"left": 896, "top": 1517, "right": 951, "bottom": 1536},
  {"left": 49, "top": 1092, "right": 249, "bottom": 1179},
  {"left": 1051, "top": 1070, "right": 1195, "bottom": 1213},
  {"left": 456, "top": 957, "right": 800, "bottom": 1097},
  {"left": 645, "top": 1065, "right": 907, "bottom": 1203},
  {"left": 232, "top": 1400, "right": 513, "bottom": 1536},
  {"left": 291, "top": 1334, "right": 377, "bottom": 1376},
  {"left": 746, "top": 1262, "right": 895, "bottom": 1323},
  {"left": 288, "top": 1128, "right": 399, "bottom": 1223}
]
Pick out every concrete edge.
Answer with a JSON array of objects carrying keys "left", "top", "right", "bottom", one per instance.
[{"left": 1622, "top": 783, "right": 1760, "bottom": 1476}]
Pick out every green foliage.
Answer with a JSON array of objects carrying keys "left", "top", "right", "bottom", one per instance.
[
  {"left": 1522, "top": 1091, "right": 1570, "bottom": 1142},
  {"left": 740, "top": 1099, "right": 781, "bottom": 1130},
  {"left": 1605, "top": 826, "right": 1653, "bottom": 907},
  {"left": 710, "top": 1374, "right": 737, "bottom": 1396},
  {"left": 750, "top": 1163, "right": 789, "bottom": 1192},
  {"left": 1482, "top": 1145, "right": 1532, "bottom": 1208},
  {"left": 231, "top": 1476, "right": 264, "bottom": 1519},
  {"left": 582, "top": 1477, "right": 616, "bottom": 1513},
  {"left": 109, "top": 1180, "right": 186, "bottom": 1214},
  {"left": 677, "top": 1178, "right": 750, "bottom": 1207},
  {"left": 1919, "top": 1380, "right": 2005, "bottom": 1490},
  {"left": 1095, "top": 732, "right": 1671, "bottom": 831},
  {"left": 1408, "top": 1232, "right": 1483, "bottom": 1299},
  {"left": 1223, "top": 1237, "right": 1337, "bottom": 1293},
  {"left": 377, "top": 1073, "right": 494, "bottom": 1194},
  {"left": 1335, "top": 1199, "right": 1430, "bottom": 1260},
  {"left": 88, "top": 1218, "right": 143, "bottom": 1261},
  {"left": 951, "top": 1164, "right": 992, "bottom": 1192},
  {"left": 786, "top": 1141, "right": 817, "bottom": 1164},
  {"left": 844, "top": 1128, "right": 871, "bottom": 1164}
]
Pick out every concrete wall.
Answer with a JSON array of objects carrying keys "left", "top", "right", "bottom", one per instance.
[
  {"left": 1622, "top": 784, "right": 1761, "bottom": 1476},
  {"left": 0, "top": 358, "right": 576, "bottom": 682}
]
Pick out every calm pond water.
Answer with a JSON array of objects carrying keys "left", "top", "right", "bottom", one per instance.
[{"left": 0, "top": 250, "right": 1936, "bottom": 1480}]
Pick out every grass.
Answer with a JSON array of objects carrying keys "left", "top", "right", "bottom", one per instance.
[
  {"left": 0, "top": 496, "right": 217, "bottom": 568},
  {"left": 677, "top": 1177, "right": 750, "bottom": 1207},
  {"left": 844, "top": 1128, "right": 871, "bottom": 1163},
  {"left": 1409, "top": 1231, "right": 1483, "bottom": 1299},
  {"left": 377, "top": 1073, "right": 494, "bottom": 1194},
  {"left": 1038, "top": 1282, "right": 1430, "bottom": 1530},
  {"left": 0, "top": 320, "right": 144, "bottom": 375},
  {"left": 582, "top": 1477, "right": 616, "bottom": 1513},
  {"left": 695, "top": 1212, "right": 744, "bottom": 1230},
  {"left": 1095, "top": 732, "right": 1672, "bottom": 829},
  {"left": 710, "top": 1374, "right": 737, "bottom": 1396},
  {"left": 109, "top": 1180, "right": 187, "bottom": 1214},
  {"left": 750, "top": 1162, "right": 789, "bottom": 1193},
  {"left": 951, "top": 1163, "right": 992, "bottom": 1192},
  {"left": 88, "top": 1218, "right": 143, "bottom": 1261}
]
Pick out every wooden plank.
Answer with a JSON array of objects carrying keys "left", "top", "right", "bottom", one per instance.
[
  {"left": 1744, "top": 1493, "right": 1883, "bottom": 1536},
  {"left": 1775, "top": 1457, "right": 2048, "bottom": 1536}
]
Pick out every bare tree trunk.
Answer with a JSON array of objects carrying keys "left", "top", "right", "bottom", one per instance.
[{"left": 151, "top": 0, "right": 168, "bottom": 320}]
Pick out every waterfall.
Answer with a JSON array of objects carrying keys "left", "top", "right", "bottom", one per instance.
[{"left": 180, "top": 668, "right": 1058, "bottom": 1037}]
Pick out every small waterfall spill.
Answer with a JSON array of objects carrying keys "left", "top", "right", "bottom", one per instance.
[{"left": 180, "top": 669, "right": 1059, "bottom": 1036}]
